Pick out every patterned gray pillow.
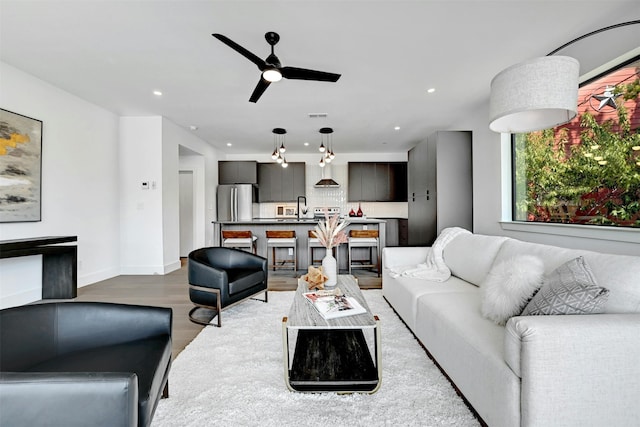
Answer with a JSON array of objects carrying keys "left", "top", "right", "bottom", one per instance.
[{"left": 520, "top": 256, "right": 609, "bottom": 315}]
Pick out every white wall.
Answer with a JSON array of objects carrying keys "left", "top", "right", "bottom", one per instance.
[
  {"left": 119, "top": 117, "right": 166, "bottom": 274},
  {"left": 119, "top": 117, "right": 219, "bottom": 274},
  {"left": 0, "top": 63, "right": 220, "bottom": 308},
  {"left": 0, "top": 62, "right": 120, "bottom": 308}
]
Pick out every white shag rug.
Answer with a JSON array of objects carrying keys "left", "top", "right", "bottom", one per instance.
[{"left": 152, "top": 290, "right": 479, "bottom": 427}]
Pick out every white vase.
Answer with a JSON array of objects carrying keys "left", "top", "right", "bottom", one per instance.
[{"left": 322, "top": 247, "right": 338, "bottom": 288}]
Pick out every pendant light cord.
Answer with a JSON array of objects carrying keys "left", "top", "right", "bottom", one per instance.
[{"left": 547, "top": 20, "right": 640, "bottom": 56}]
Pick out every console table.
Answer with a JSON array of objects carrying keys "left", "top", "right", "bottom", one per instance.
[{"left": 0, "top": 236, "right": 78, "bottom": 299}]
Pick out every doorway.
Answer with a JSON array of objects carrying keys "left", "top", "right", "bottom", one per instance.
[{"left": 179, "top": 170, "right": 195, "bottom": 257}]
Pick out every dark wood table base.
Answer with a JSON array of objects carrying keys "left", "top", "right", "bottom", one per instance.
[{"left": 288, "top": 329, "right": 378, "bottom": 392}]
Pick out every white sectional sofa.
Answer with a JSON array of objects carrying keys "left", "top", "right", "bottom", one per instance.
[{"left": 382, "top": 230, "right": 640, "bottom": 427}]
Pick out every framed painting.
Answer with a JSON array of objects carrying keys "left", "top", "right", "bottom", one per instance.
[{"left": 0, "top": 108, "right": 43, "bottom": 222}]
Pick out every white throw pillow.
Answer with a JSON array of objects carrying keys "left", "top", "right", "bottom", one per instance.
[{"left": 480, "top": 255, "right": 544, "bottom": 325}]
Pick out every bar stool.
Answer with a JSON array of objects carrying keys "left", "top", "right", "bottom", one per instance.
[
  {"left": 266, "top": 230, "right": 297, "bottom": 273},
  {"left": 221, "top": 230, "right": 257, "bottom": 254},
  {"left": 348, "top": 229, "right": 380, "bottom": 277},
  {"left": 308, "top": 230, "right": 338, "bottom": 267}
]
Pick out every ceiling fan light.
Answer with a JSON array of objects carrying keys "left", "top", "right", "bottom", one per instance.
[{"left": 263, "top": 68, "right": 282, "bottom": 82}]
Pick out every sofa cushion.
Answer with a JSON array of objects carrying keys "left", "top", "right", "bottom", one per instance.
[
  {"left": 521, "top": 257, "right": 609, "bottom": 315},
  {"left": 494, "top": 240, "right": 640, "bottom": 314},
  {"left": 480, "top": 255, "right": 544, "bottom": 325},
  {"left": 443, "top": 233, "right": 509, "bottom": 286},
  {"left": 382, "top": 271, "right": 475, "bottom": 331}
]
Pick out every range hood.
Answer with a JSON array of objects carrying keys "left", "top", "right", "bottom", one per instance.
[
  {"left": 315, "top": 177, "right": 340, "bottom": 188},
  {"left": 314, "top": 164, "right": 340, "bottom": 188}
]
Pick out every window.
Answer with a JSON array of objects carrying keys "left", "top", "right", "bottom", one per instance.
[{"left": 512, "top": 55, "right": 640, "bottom": 228}]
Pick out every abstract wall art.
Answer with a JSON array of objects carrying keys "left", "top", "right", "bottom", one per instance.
[{"left": 0, "top": 109, "right": 43, "bottom": 222}]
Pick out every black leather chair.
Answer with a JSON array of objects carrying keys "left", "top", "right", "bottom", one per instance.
[
  {"left": 188, "top": 247, "right": 268, "bottom": 327},
  {"left": 0, "top": 302, "right": 172, "bottom": 427}
]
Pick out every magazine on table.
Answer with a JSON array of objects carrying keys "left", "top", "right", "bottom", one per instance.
[{"left": 303, "top": 290, "right": 367, "bottom": 319}]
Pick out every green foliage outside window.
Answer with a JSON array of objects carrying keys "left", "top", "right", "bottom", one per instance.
[{"left": 513, "top": 77, "right": 640, "bottom": 227}]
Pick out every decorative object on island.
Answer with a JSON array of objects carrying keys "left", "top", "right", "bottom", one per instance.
[
  {"left": 0, "top": 109, "right": 43, "bottom": 222},
  {"left": 489, "top": 20, "right": 640, "bottom": 133},
  {"left": 357, "top": 202, "right": 363, "bottom": 217},
  {"left": 270, "top": 127, "right": 288, "bottom": 167},
  {"left": 312, "top": 208, "right": 348, "bottom": 287},
  {"left": 318, "top": 127, "right": 336, "bottom": 167}
]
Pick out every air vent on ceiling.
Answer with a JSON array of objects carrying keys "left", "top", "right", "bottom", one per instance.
[{"left": 308, "top": 113, "right": 328, "bottom": 118}]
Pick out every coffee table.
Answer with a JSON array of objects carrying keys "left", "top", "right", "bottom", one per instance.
[{"left": 282, "top": 274, "right": 381, "bottom": 393}]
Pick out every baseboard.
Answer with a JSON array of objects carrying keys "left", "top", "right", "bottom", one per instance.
[
  {"left": 0, "top": 288, "right": 42, "bottom": 309},
  {"left": 163, "top": 260, "right": 181, "bottom": 274},
  {"left": 119, "top": 260, "right": 182, "bottom": 275},
  {"left": 79, "top": 267, "right": 119, "bottom": 288}
]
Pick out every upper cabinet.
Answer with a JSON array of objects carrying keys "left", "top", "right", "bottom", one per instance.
[
  {"left": 348, "top": 162, "right": 407, "bottom": 202},
  {"left": 218, "top": 161, "right": 258, "bottom": 184},
  {"left": 258, "top": 162, "right": 306, "bottom": 202}
]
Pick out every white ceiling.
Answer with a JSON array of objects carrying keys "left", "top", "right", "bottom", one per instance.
[{"left": 1, "top": 1, "right": 639, "bottom": 155}]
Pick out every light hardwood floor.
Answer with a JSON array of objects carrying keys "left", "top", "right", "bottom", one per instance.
[{"left": 74, "top": 262, "right": 381, "bottom": 359}]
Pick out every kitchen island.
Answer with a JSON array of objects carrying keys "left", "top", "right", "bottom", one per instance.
[{"left": 212, "top": 218, "right": 386, "bottom": 272}]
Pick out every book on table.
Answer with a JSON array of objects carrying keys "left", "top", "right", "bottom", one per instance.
[{"left": 303, "top": 290, "right": 367, "bottom": 319}]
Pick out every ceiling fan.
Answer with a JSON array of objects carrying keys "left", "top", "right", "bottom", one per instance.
[{"left": 212, "top": 32, "right": 341, "bottom": 103}]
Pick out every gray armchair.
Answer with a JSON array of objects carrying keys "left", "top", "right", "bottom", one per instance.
[{"left": 188, "top": 247, "right": 268, "bottom": 326}]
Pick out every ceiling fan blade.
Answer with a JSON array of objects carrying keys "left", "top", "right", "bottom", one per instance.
[
  {"left": 281, "top": 66, "right": 341, "bottom": 82},
  {"left": 249, "top": 78, "right": 271, "bottom": 103},
  {"left": 212, "top": 33, "right": 267, "bottom": 70}
]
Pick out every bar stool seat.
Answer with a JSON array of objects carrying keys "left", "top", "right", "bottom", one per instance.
[
  {"left": 308, "top": 230, "right": 338, "bottom": 267},
  {"left": 222, "top": 230, "right": 257, "bottom": 254},
  {"left": 266, "top": 230, "right": 297, "bottom": 273},
  {"left": 348, "top": 229, "right": 380, "bottom": 277}
]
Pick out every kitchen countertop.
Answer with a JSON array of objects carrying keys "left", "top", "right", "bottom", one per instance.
[{"left": 213, "top": 217, "right": 387, "bottom": 225}]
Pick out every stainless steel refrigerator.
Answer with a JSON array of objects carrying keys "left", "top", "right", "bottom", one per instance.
[{"left": 217, "top": 184, "right": 258, "bottom": 221}]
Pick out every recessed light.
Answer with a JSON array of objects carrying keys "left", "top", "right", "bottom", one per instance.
[
  {"left": 427, "top": 88, "right": 436, "bottom": 93},
  {"left": 153, "top": 90, "right": 163, "bottom": 96},
  {"left": 394, "top": 126, "right": 401, "bottom": 131},
  {"left": 304, "top": 142, "right": 309, "bottom": 146},
  {"left": 226, "top": 142, "right": 232, "bottom": 147},
  {"left": 189, "top": 125, "right": 198, "bottom": 131}
]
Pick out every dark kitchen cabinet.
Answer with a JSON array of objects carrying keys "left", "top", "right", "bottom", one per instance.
[
  {"left": 258, "top": 162, "right": 306, "bottom": 202},
  {"left": 407, "top": 131, "right": 472, "bottom": 246},
  {"left": 348, "top": 162, "right": 407, "bottom": 202},
  {"left": 218, "top": 161, "right": 258, "bottom": 184}
]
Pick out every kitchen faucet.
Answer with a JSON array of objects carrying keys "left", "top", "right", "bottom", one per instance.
[{"left": 297, "top": 195, "right": 307, "bottom": 219}]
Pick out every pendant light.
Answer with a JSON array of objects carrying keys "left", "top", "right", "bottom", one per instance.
[
  {"left": 271, "top": 131, "right": 279, "bottom": 160},
  {"left": 318, "top": 127, "right": 334, "bottom": 167},
  {"left": 271, "top": 128, "right": 286, "bottom": 164}
]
